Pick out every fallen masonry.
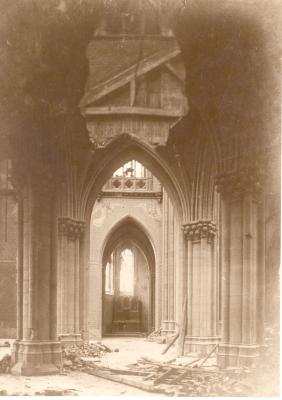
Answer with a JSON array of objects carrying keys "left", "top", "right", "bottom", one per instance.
[
  {"left": 63, "top": 342, "right": 116, "bottom": 366},
  {"left": 62, "top": 347, "right": 255, "bottom": 397},
  {"left": 0, "top": 338, "right": 278, "bottom": 396},
  {"left": 0, "top": 354, "right": 11, "bottom": 374}
]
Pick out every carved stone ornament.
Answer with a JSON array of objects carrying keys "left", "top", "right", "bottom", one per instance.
[
  {"left": 183, "top": 220, "right": 216, "bottom": 242},
  {"left": 215, "top": 166, "right": 263, "bottom": 199},
  {"left": 58, "top": 217, "right": 85, "bottom": 240}
]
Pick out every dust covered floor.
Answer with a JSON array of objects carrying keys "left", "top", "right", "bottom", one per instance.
[
  {"left": 0, "top": 337, "right": 280, "bottom": 397},
  {"left": 0, "top": 338, "right": 169, "bottom": 396}
]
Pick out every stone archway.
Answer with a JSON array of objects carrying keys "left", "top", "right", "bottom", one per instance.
[
  {"left": 101, "top": 217, "right": 156, "bottom": 336},
  {"left": 5, "top": 0, "right": 274, "bottom": 378},
  {"left": 78, "top": 141, "right": 188, "bottom": 341}
]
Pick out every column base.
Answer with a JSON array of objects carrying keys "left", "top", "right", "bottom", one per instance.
[
  {"left": 11, "top": 340, "right": 62, "bottom": 376},
  {"left": 217, "top": 343, "right": 262, "bottom": 368},
  {"left": 161, "top": 320, "right": 177, "bottom": 335},
  {"left": 58, "top": 333, "right": 83, "bottom": 346},
  {"left": 184, "top": 336, "right": 221, "bottom": 355},
  {"left": 88, "top": 325, "right": 102, "bottom": 340}
]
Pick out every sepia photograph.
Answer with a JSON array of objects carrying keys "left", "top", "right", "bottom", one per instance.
[{"left": 0, "top": 0, "right": 280, "bottom": 397}]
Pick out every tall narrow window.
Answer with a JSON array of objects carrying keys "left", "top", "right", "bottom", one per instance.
[
  {"left": 119, "top": 248, "right": 134, "bottom": 295},
  {"left": 105, "top": 254, "right": 114, "bottom": 294},
  {"left": 134, "top": 161, "right": 144, "bottom": 178}
]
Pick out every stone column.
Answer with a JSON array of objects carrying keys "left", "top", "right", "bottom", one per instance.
[
  {"left": 215, "top": 166, "right": 265, "bottom": 367},
  {"left": 11, "top": 180, "right": 61, "bottom": 376},
  {"left": 16, "top": 194, "right": 23, "bottom": 342},
  {"left": 183, "top": 220, "right": 219, "bottom": 355},
  {"left": 57, "top": 217, "right": 85, "bottom": 345},
  {"left": 161, "top": 192, "right": 177, "bottom": 334}
]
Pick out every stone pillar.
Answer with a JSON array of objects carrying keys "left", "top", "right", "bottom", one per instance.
[
  {"left": 16, "top": 194, "right": 23, "bottom": 342},
  {"left": 215, "top": 166, "right": 265, "bottom": 367},
  {"left": 183, "top": 220, "right": 219, "bottom": 354},
  {"left": 57, "top": 217, "right": 85, "bottom": 345},
  {"left": 11, "top": 181, "right": 61, "bottom": 376},
  {"left": 161, "top": 192, "right": 177, "bottom": 334}
]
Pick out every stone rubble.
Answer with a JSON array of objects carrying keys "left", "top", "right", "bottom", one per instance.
[
  {"left": 62, "top": 341, "right": 115, "bottom": 368},
  {"left": 146, "top": 329, "right": 167, "bottom": 344},
  {"left": 0, "top": 354, "right": 11, "bottom": 373},
  {"left": 61, "top": 345, "right": 255, "bottom": 397}
]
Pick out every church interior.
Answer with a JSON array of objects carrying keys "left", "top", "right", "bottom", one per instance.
[{"left": 0, "top": 0, "right": 280, "bottom": 396}]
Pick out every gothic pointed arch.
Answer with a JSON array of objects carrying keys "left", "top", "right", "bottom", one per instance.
[
  {"left": 100, "top": 215, "right": 156, "bottom": 335},
  {"left": 79, "top": 134, "right": 189, "bottom": 223},
  {"left": 101, "top": 215, "right": 156, "bottom": 272}
]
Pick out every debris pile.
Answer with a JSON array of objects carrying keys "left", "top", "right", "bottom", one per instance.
[
  {"left": 0, "top": 354, "right": 11, "bottom": 373},
  {"left": 147, "top": 323, "right": 180, "bottom": 347},
  {"left": 146, "top": 328, "right": 163, "bottom": 342},
  {"left": 146, "top": 329, "right": 168, "bottom": 344},
  {"left": 66, "top": 351, "right": 253, "bottom": 397},
  {"left": 130, "top": 357, "right": 253, "bottom": 396},
  {"left": 63, "top": 341, "right": 114, "bottom": 369}
]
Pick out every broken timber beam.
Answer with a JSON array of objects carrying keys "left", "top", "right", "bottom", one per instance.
[
  {"left": 198, "top": 344, "right": 219, "bottom": 367},
  {"left": 184, "top": 357, "right": 202, "bottom": 367},
  {"left": 161, "top": 332, "right": 179, "bottom": 355},
  {"left": 139, "top": 357, "right": 218, "bottom": 374},
  {"left": 177, "top": 295, "right": 187, "bottom": 357},
  {"left": 153, "top": 368, "right": 174, "bottom": 385},
  {"left": 82, "top": 367, "right": 170, "bottom": 395},
  {"left": 161, "top": 323, "right": 180, "bottom": 355}
]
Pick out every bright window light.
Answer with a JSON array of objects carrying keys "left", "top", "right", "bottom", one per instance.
[{"left": 119, "top": 248, "right": 134, "bottom": 295}]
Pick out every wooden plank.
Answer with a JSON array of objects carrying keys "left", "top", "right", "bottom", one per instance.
[
  {"left": 153, "top": 368, "right": 174, "bottom": 385},
  {"left": 172, "top": 368, "right": 191, "bottom": 384},
  {"left": 105, "top": 367, "right": 149, "bottom": 376},
  {"left": 139, "top": 358, "right": 219, "bottom": 375},
  {"left": 139, "top": 357, "right": 185, "bottom": 371},
  {"left": 83, "top": 106, "right": 182, "bottom": 118},
  {"left": 177, "top": 295, "right": 187, "bottom": 357},
  {"left": 198, "top": 344, "right": 219, "bottom": 367},
  {"left": 161, "top": 332, "right": 179, "bottom": 355},
  {"left": 142, "top": 372, "right": 157, "bottom": 381},
  {"left": 80, "top": 48, "right": 181, "bottom": 108},
  {"left": 183, "top": 357, "right": 202, "bottom": 367},
  {"left": 81, "top": 367, "right": 170, "bottom": 395}
]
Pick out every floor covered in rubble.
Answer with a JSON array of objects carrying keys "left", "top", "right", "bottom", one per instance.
[{"left": 0, "top": 337, "right": 280, "bottom": 397}]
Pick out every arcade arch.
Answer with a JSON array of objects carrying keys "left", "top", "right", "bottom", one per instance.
[
  {"left": 101, "top": 217, "right": 156, "bottom": 335},
  {"left": 85, "top": 157, "right": 183, "bottom": 339},
  {"left": 80, "top": 135, "right": 190, "bottom": 223}
]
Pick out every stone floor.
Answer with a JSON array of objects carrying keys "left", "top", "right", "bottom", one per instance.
[
  {"left": 0, "top": 337, "right": 180, "bottom": 396},
  {"left": 0, "top": 337, "right": 279, "bottom": 397}
]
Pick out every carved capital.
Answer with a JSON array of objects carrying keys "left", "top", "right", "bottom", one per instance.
[
  {"left": 58, "top": 217, "right": 85, "bottom": 240},
  {"left": 215, "top": 166, "right": 263, "bottom": 199},
  {"left": 183, "top": 220, "right": 216, "bottom": 242}
]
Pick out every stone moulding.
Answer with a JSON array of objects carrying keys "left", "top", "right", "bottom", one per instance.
[
  {"left": 58, "top": 217, "right": 85, "bottom": 240},
  {"left": 217, "top": 343, "right": 263, "bottom": 368},
  {"left": 183, "top": 220, "right": 216, "bottom": 242},
  {"left": 57, "top": 333, "right": 83, "bottom": 346},
  {"left": 99, "top": 190, "right": 163, "bottom": 202},
  {"left": 11, "top": 340, "right": 62, "bottom": 376},
  {"left": 215, "top": 166, "right": 264, "bottom": 199}
]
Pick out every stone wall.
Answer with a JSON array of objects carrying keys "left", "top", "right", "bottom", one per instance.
[
  {"left": 0, "top": 195, "right": 17, "bottom": 338},
  {"left": 88, "top": 194, "right": 162, "bottom": 338}
]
